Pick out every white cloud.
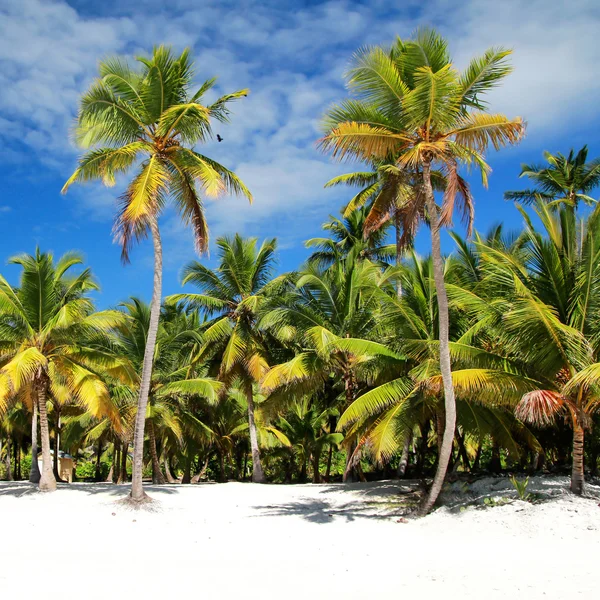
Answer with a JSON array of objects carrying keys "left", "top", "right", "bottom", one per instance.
[{"left": 1, "top": 0, "right": 598, "bottom": 275}]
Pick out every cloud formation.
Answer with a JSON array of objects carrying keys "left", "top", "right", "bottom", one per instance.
[{"left": 1, "top": 0, "right": 598, "bottom": 276}]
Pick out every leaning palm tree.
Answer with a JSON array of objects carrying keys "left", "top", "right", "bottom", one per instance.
[
  {"left": 505, "top": 146, "right": 600, "bottom": 212},
  {"left": 62, "top": 46, "right": 251, "bottom": 503},
  {"left": 170, "top": 235, "right": 279, "bottom": 482},
  {"left": 0, "top": 250, "right": 128, "bottom": 491},
  {"left": 320, "top": 28, "right": 524, "bottom": 512}
]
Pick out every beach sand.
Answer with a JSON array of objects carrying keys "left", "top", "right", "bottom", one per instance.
[{"left": 1, "top": 476, "right": 598, "bottom": 599}]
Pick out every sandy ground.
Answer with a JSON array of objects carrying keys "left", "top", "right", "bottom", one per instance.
[{"left": 1, "top": 476, "right": 599, "bottom": 599}]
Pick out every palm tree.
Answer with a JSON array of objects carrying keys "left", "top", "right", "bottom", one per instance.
[
  {"left": 170, "top": 235, "right": 279, "bottom": 482},
  {"left": 62, "top": 46, "right": 252, "bottom": 503},
  {"left": 112, "top": 298, "right": 220, "bottom": 484},
  {"left": 460, "top": 200, "right": 600, "bottom": 494},
  {"left": 261, "top": 253, "right": 390, "bottom": 481},
  {"left": 0, "top": 250, "right": 128, "bottom": 491},
  {"left": 320, "top": 28, "right": 524, "bottom": 512},
  {"left": 505, "top": 146, "right": 600, "bottom": 212},
  {"left": 305, "top": 205, "right": 393, "bottom": 270}
]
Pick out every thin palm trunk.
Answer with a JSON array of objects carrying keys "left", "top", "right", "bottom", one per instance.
[
  {"left": 325, "top": 443, "right": 333, "bottom": 482},
  {"left": 120, "top": 441, "right": 128, "bottom": 483},
  {"left": 397, "top": 431, "right": 412, "bottom": 478},
  {"left": 571, "top": 419, "right": 585, "bottom": 495},
  {"left": 148, "top": 420, "right": 165, "bottom": 485},
  {"left": 395, "top": 210, "right": 402, "bottom": 299},
  {"left": 246, "top": 387, "right": 265, "bottom": 483},
  {"left": 29, "top": 400, "right": 41, "bottom": 483},
  {"left": 130, "top": 215, "right": 162, "bottom": 503},
  {"left": 113, "top": 443, "right": 121, "bottom": 484},
  {"left": 37, "top": 375, "right": 57, "bottom": 492},
  {"left": 4, "top": 437, "right": 12, "bottom": 481},
  {"left": 95, "top": 440, "right": 103, "bottom": 481},
  {"left": 421, "top": 159, "right": 457, "bottom": 514},
  {"left": 52, "top": 408, "right": 65, "bottom": 483}
]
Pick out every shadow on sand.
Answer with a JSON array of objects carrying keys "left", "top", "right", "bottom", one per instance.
[{"left": 0, "top": 481, "right": 185, "bottom": 498}]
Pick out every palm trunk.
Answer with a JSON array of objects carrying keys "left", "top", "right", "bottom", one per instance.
[
  {"left": 130, "top": 215, "right": 162, "bottom": 503},
  {"left": 395, "top": 210, "right": 402, "bottom": 299},
  {"left": 119, "top": 441, "right": 129, "bottom": 483},
  {"left": 148, "top": 421, "right": 165, "bottom": 485},
  {"left": 164, "top": 456, "right": 177, "bottom": 483},
  {"left": 37, "top": 375, "right": 57, "bottom": 492},
  {"left": 325, "top": 443, "right": 333, "bottom": 482},
  {"left": 246, "top": 387, "right": 265, "bottom": 483},
  {"left": 191, "top": 457, "right": 209, "bottom": 483},
  {"left": 4, "top": 437, "right": 12, "bottom": 481},
  {"left": 342, "top": 368, "right": 359, "bottom": 483},
  {"left": 52, "top": 407, "right": 65, "bottom": 483},
  {"left": 29, "top": 400, "right": 41, "bottom": 483},
  {"left": 421, "top": 158, "right": 457, "bottom": 514},
  {"left": 397, "top": 431, "right": 412, "bottom": 478},
  {"left": 113, "top": 444, "right": 121, "bottom": 484},
  {"left": 312, "top": 451, "right": 322, "bottom": 483},
  {"left": 571, "top": 421, "right": 585, "bottom": 495},
  {"left": 94, "top": 440, "right": 103, "bottom": 481}
]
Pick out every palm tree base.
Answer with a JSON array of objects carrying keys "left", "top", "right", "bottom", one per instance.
[{"left": 39, "top": 471, "right": 57, "bottom": 492}]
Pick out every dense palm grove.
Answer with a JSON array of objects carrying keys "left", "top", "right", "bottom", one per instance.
[{"left": 1, "top": 30, "right": 599, "bottom": 512}]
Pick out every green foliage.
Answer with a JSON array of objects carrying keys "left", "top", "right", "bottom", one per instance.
[{"left": 510, "top": 475, "right": 532, "bottom": 501}]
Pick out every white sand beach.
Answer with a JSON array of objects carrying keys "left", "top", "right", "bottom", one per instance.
[{"left": 1, "top": 477, "right": 598, "bottom": 599}]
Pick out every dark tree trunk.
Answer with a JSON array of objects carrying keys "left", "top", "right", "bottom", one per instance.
[
  {"left": 37, "top": 375, "right": 56, "bottom": 492},
  {"left": 571, "top": 421, "right": 585, "bottom": 495},
  {"left": 94, "top": 440, "right": 103, "bottom": 482},
  {"left": 312, "top": 450, "right": 322, "bottom": 483},
  {"left": 489, "top": 441, "right": 501, "bottom": 473},
  {"left": 182, "top": 455, "right": 192, "bottom": 484},
  {"left": 246, "top": 387, "right": 265, "bottom": 483},
  {"left": 472, "top": 440, "right": 483, "bottom": 472},
  {"left": 52, "top": 407, "right": 65, "bottom": 483},
  {"left": 421, "top": 158, "right": 457, "bottom": 514},
  {"left": 29, "top": 400, "right": 41, "bottom": 483},
  {"left": 218, "top": 451, "right": 227, "bottom": 483},
  {"left": 242, "top": 451, "right": 248, "bottom": 481},
  {"left": 4, "top": 437, "right": 13, "bottom": 481},
  {"left": 148, "top": 421, "right": 165, "bottom": 485},
  {"left": 130, "top": 215, "right": 162, "bottom": 503},
  {"left": 455, "top": 429, "right": 471, "bottom": 472},
  {"left": 397, "top": 431, "right": 412, "bottom": 478},
  {"left": 325, "top": 443, "right": 333, "bottom": 482},
  {"left": 119, "top": 441, "right": 128, "bottom": 483}
]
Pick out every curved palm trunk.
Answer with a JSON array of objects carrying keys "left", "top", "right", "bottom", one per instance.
[
  {"left": 52, "top": 408, "right": 65, "bottom": 483},
  {"left": 29, "top": 400, "right": 41, "bottom": 483},
  {"left": 571, "top": 421, "right": 585, "bottom": 495},
  {"left": 148, "top": 421, "right": 165, "bottom": 485},
  {"left": 37, "top": 376, "right": 57, "bottom": 492},
  {"left": 119, "top": 441, "right": 129, "bottom": 483},
  {"left": 164, "top": 457, "right": 177, "bottom": 483},
  {"left": 421, "top": 159, "right": 457, "bottom": 515},
  {"left": 130, "top": 215, "right": 162, "bottom": 503},
  {"left": 246, "top": 387, "right": 265, "bottom": 483}
]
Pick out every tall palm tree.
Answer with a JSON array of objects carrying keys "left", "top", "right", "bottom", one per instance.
[
  {"left": 62, "top": 46, "right": 251, "bottom": 503},
  {"left": 320, "top": 28, "right": 524, "bottom": 512},
  {"left": 0, "top": 250, "right": 128, "bottom": 491},
  {"left": 170, "top": 235, "right": 279, "bottom": 482},
  {"left": 457, "top": 200, "right": 600, "bottom": 494},
  {"left": 112, "top": 298, "right": 220, "bottom": 484},
  {"left": 505, "top": 146, "right": 600, "bottom": 212}
]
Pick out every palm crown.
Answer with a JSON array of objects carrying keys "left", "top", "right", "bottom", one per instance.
[{"left": 62, "top": 46, "right": 252, "bottom": 259}]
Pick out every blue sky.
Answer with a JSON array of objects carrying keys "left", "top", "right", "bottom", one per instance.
[{"left": 1, "top": 0, "right": 599, "bottom": 308}]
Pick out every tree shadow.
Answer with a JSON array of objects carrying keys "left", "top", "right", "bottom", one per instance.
[
  {"left": 0, "top": 481, "right": 184, "bottom": 498},
  {"left": 252, "top": 480, "right": 421, "bottom": 523}
]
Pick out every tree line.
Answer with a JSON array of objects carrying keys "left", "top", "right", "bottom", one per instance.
[{"left": 1, "top": 29, "right": 598, "bottom": 513}]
